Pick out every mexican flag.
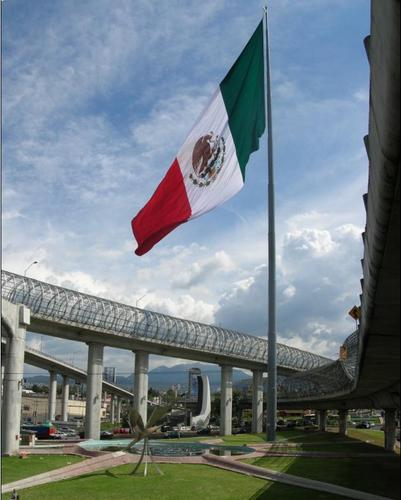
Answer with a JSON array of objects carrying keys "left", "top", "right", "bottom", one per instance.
[{"left": 132, "top": 21, "right": 265, "bottom": 256}]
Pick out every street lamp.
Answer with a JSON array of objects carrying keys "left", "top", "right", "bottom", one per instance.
[
  {"left": 24, "top": 261, "right": 38, "bottom": 276},
  {"left": 136, "top": 293, "right": 147, "bottom": 307}
]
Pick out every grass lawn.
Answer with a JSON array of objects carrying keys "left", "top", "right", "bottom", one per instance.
[
  {"left": 1, "top": 455, "right": 85, "bottom": 484},
  {"left": 244, "top": 455, "right": 400, "bottom": 499},
  {"left": 220, "top": 430, "right": 306, "bottom": 446},
  {"left": 16, "top": 463, "right": 345, "bottom": 500},
  {"left": 346, "top": 428, "right": 385, "bottom": 447}
]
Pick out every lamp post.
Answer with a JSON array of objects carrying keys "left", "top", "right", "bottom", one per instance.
[
  {"left": 136, "top": 293, "right": 147, "bottom": 307},
  {"left": 24, "top": 261, "right": 38, "bottom": 276}
]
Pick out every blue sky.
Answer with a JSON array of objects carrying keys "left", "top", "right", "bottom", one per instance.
[{"left": 3, "top": 0, "right": 370, "bottom": 377}]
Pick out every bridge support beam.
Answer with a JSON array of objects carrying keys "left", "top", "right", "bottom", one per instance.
[
  {"left": 61, "top": 376, "right": 69, "bottom": 422},
  {"left": 134, "top": 351, "right": 149, "bottom": 425},
  {"left": 110, "top": 394, "right": 115, "bottom": 423},
  {"left": 338, "top": 409, "right": 348, "bottom": 436},
  {"left": 85, "top": 342, "right": 104, "bottom": 439},
  {"left": 252, "top": 370, "right": 263, "bottom": 433},
  {"left": 48, "top": 370, "right": 57, "bottom": 421},
  {"left": 1, "top": 346, "right": 5, "bottom": 398},
  {"left": 220, "top": 365, "right": 233, "bottom": 436},
  {"left": 384, "top": 408, "right": 397, "bottom": 452},
  {"left": 1, "top": 303, "right": 29, "bottom": 455},
  {"left": 318, "top": 409, "right": 328, "bottom": 431}
]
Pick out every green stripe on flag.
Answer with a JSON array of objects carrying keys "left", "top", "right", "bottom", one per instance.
[{"left": 220, "top": 21, "right": 265, "bottom": 180}]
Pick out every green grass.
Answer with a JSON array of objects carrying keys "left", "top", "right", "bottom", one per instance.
[
  {"left": 346, "top": 428, "right": 385, "bottom": 447},
  {"left": 220, "top": 430, "right": 307, "bottom": 446},
  {"left": 244, "top": 455, "right": 400, "bottom": 499},
  {"left": 242, "top": 429, "right": 400, "bottom": 499},
  {"left": 1, "top": 455, "right": 85, "bottom": 484},
  {"left": 100, "top": 421, "right": 120, "bottom": 431},
  {"left": 15, "top": 463, "right": 344, "bottom": 500}
]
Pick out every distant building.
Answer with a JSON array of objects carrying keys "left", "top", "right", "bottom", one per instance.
[
  {"left": 103, "top": 367, "right": 117, "bottom": 384},
  {"left": 20, "top": 395, "right": 106, "bottom": 423}
]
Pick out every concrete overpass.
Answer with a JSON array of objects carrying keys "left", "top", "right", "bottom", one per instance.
[
  {"left": 277, "top": 0, "right": 400, "bottom": 451},
  {"left": 0, "top": 271, "right": 330, "bottom": 374}
]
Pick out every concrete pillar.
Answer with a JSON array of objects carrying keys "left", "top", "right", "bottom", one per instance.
[
  {"left": 116, "top": 397, "right": 122, "bottom": 423},
  {"left": 338, "top": 409, "right": 348, "bottom": 436},
  {"left": 318, "top": 409, "right": 328, "bottom": 431},
  {"left": 110, "top": 394, "right": 115, "bottom": 423},
  {"left": 85, "top": 342, "right": 104, "bottom": 439},
  {"left": 252, "top": 370, "right": 263, "bottom": 433},
  {"left": 1, "top": 345, "right": 6, "bottom": 398},
  {"left": 133, "top": 351, "right": 149, "bottom": 425},
  {"left": 48, "top": 370, "right": 57, "bottom": 421},
  {"left": 1, "top": 303, "right": 29, "bottom": 455},
  {"left": 220, "top": 365, "right": 233, "bottom": 436},
  {"left": 61, "top": 375, "right": 70, "bottom": 422},
  {"left": 384, "top": 408, "right": 397, "bottom": 452}
]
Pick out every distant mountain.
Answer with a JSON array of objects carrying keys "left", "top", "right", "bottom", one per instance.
[
  {"left": 24, "top": 363, "right": 250, "bottom": 392},
  {"left": 119, "top": 362, "right": 249, "bottom": 391}
]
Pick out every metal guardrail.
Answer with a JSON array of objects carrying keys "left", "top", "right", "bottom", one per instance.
[{"left": 2, "top": 270, "right": 331, "bottom": 372}]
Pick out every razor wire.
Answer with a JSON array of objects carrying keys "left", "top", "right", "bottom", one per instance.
[{"left": 277, "top": 329, "right": 359, "bottom": 401}]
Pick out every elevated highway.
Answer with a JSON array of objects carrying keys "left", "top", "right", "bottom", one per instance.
[
  {"left": 278, "top": 0, "right": 400, "bottom": 416},
  {"left": 1, "top": 340, "right": 133, "bottom": 400}
]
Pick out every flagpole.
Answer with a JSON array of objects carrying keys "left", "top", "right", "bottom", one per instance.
[{"left": 263, "top": 4, "right": 277, "bottom": 442}]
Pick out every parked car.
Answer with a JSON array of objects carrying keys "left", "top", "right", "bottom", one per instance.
[
  {"left": 59, "top": 427, "right": 78, "bottom": 437},
  {"left": 160, "top": 425, "right": 172, "bottom": 433},
  {"left": 197, "top": 427, "right": 211, "bottom": 436},
  {"left": 164, "top": 430, "right": 180, "bottom": 439},
  {"left": 51, "top": 432, "right": 67, "bottom": 440},
  {"left": 356, "top": 421, "right": 371, "bottom": 429},
  {"left": 100, "top": 430, "right": 114, "bottom": 440}
]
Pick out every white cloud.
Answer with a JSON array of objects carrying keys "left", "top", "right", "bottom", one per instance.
[
  {"left": 283, "top": 284, "right": 296, "bottom": 299},
  {"left": 144, "top": 294, "right": 215, "bottom": 324},
  {"left": 283, "top": 229, "right": 337, "bottom": 259}
]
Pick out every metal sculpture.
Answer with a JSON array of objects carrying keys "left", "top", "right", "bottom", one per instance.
[{"left": 126, "top": 406, "right": 169, "bottom": 476}]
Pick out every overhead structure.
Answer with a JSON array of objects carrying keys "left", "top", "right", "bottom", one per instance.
[
  {"left": 278, "top": 0, "right": 400, "bottom": 411},
  {"left": 1, "top": 270, "right": 330, "bottom": 373}
]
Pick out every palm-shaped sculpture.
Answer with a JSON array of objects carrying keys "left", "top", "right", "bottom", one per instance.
[{"left": 126, "top": 406, "right": 170, "bottom": 476}]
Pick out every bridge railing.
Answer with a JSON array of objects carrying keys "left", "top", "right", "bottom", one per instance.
[{"left": 277, "top": 329, "right": 359, "bottom": 401}]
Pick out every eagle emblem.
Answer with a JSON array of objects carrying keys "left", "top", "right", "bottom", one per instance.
[{"left": 189, "top": 132, "right": 225, "bottom": 187}]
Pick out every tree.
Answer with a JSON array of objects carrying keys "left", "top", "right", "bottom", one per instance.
[
  {"left": 164, "top": 389, "right": 176, "bottom": 404},
  {"left": 148, "top": 387, "right": 160, "bottom": 398},
  {"left": 211, "top": 392, "right": 220, "bottom": 418}
]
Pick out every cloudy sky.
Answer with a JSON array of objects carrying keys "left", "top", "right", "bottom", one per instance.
[{"left": 2, "top": 0, "right": 370, "bottom": 378}]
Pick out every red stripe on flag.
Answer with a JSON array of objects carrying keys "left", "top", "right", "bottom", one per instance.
[{"left": 131, "top": 158, "right": 192, "bottom": 256}]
